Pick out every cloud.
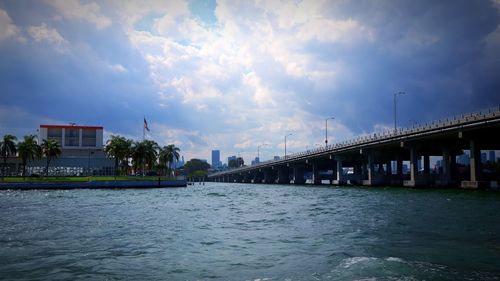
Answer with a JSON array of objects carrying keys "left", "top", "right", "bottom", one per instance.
[
  {"left": 27, "top": 23, "right": 68, "bottom": 53},
  {"left": 47, "top": 0, "right": 111, "bottom": 29},
  {"left": 107, "top": 63, "right": 127, "bottom": 73},
  {"left": 0, "top": 9, "right": 20, "bottom": 42},
  {"left": 1, "top": 0, "right": 499, "bottom": 163}
]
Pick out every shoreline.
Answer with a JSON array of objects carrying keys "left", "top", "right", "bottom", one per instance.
[{"left": 0, "top": 179, "right": 187, "bottom": 190}]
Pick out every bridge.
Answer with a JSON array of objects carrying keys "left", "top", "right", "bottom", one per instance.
[{"left": 208, "top": 106, "right": 500, "bottom": 189}]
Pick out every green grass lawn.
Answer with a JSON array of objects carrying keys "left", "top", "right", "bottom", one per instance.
[{"left": 1, "top": 176, "right": 173, "bottom": 182}]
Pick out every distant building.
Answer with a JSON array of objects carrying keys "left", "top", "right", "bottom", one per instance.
[
  {"left": 175, "top": 155, "right": 185, "bottom": 168},
  {"left": 228, "top": 155, "right": 236, "bottom": 164},
  {"left": 251, "top": 157, "right": 260, "bottom": 166},
  {"left": 211, "top": 150, "right": 221, "bottom": 168},
  {"left": 488, "top": 150, "right": 496, "bottom": 162},
  {"left": 273, "top": 156, "right": 280, "bottom": 160},
  {"left": 435, "top": 160, "right": 442, "bottom": 171},
  {"left": 402, "top": 164, "right": 409, "bottom": 174},
  {"left": 457, "top": 154, "right": 470, "bottom": 166}
]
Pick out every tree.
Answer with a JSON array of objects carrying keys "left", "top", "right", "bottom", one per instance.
[
  {"left": 17, "top": 135, "right": 39, "bottom": 177},
  {"left": 105, "top": 135, "right": 133, "bottom": 176},
  {"left": 159, "top": 144, "right": 180, "bottom": 177},
  {"left": 41, "top": 139, "right": 61, "bottom": 176},
  {"left": 184, "top": 158, "right": 210, "bottom": 179},
  {"left": 132, "top": 140, "right": 159, "bottom": 175},
  {"left": 228, "top": 157, "right": 244, "bottom": 168},
  {"left": 1, "top": 134, "right": 17, "bottom": 176}
]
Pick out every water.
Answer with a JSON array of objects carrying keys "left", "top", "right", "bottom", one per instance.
[{"left": 1, "top": 183, "right": 500, "bottom": 280}]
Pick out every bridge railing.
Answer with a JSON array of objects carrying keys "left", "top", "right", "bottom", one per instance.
[{"left": 210, "top": 106, "right": 500, "bottom": 177}]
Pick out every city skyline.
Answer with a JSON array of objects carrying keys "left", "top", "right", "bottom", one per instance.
[{"left": 1, "top": 0, "right": 500, "bottom": 162}]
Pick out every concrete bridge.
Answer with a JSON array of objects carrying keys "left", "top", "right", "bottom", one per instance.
[{"left": 209, "top": 107, "right": 500, "bottom": 189}]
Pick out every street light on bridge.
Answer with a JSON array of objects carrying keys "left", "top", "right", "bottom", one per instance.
[
  {"left": 394, "top": 92, "right": 406, "bottom": 132},
  {"left": 257, "top": 143, "right": 270, "bottom": 162},
  {"left": 284, "top": 133, "right": 293, "bottom": 158},
  {"left": 325, "top": 117, "right": 335, "bottom": 148}
]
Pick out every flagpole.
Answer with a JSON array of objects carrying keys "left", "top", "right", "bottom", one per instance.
[{"left": 143, "top": 116, "right": 145, "bottom": 141}]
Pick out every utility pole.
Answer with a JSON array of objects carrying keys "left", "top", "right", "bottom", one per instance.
[
  {"left": 325, "top": 117, "right": 335, "bottom": 147},
  {"left": 394, "top": 92, "right": 406, "bottom": 132},
  {"left": 285, "top": 133, "right": 293, "bottom": 158}
]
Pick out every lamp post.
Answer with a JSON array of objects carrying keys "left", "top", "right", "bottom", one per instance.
[
  {"left": 284, "top": 133, "right": 293, "bottom": 158},
  {"left": 257, "top": 143, "right": 269, "bottom": 162},
  {"left": 325, "top": 117, "right": 335, "bottom": 147},
  {"left": 394, "top": 92, "right": 406, "bottom": 132}
]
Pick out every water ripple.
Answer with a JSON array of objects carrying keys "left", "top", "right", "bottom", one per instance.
[{"left": 1, "top": 183, "right": 500, "bottom": 280}]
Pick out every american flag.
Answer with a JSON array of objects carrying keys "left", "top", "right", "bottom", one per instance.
[{"left": 144, "top": 117, "right": 150, "bottom": 131}]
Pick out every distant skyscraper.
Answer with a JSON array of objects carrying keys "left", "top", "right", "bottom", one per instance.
[
  {"left": 228, "top": 155, "right": 236, "bottom": 164},
  {"left": 176, "top": 156, "right": 185, "bottom": 168},
  {"left": 251, "top": 157, "right": 260, "bottom": 166},
  {"left": 212, "top": 150, "right": 220, "bottom": 168}
]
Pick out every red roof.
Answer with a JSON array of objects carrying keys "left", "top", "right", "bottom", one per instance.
[{"left": 40, "top": 124, "right": 103, "bottom": 130}]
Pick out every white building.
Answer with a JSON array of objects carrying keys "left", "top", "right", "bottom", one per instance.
[{"left": 39, "top": 124, "right": 105, "bottom": 157}]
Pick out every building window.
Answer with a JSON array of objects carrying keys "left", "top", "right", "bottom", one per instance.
[
  {"left": 82, "top": 129, "right": 96, "bottom": 147},
  {"left": 65, "top": 129, "right": 79, "bottom": 147}
]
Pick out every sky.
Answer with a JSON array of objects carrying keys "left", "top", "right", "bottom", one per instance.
[{"left": 1, "top": 0, "right": 500, "bottom": 164}]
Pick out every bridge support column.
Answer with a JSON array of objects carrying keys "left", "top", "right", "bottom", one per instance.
[
  {"left": 277, "top": 169, "right": 290, "bottom": 184},
  {"left": 362, "top": 153, "right": 376, "bottom": 186},
  {"left": 404, "top": 147, "right": 422, "bottom": 187},
  {"left": 312, "top": 163, "right": 321, "bottom": 185},
  {"left": 461, "top": 140, "right": 485, "bottom": 189},
  {"left": 397, "top": 157, "right": 403, "bottom": 177},
  {"left": 435, "top": 147, "right": 452, "bottom": 187},
  {"left": 332, "top": 159, "right": 346, "bottom": 185},
  {"left": 423, "top": 155, "right": 430, "bottom": 176},
  {"left": 419, "top": 154, "right": 431, "bottom": 185},
  {"left": 292, "top": 167, "right": 305, "bottom": 185}
]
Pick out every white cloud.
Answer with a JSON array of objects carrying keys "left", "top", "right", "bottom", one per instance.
[
  {"left": 112, "top": 0, "right": 368, "bottom": 161},
  {"left": 0, "top": 9, "right": 20, "bottom": 42},
  {"left": 107, "top": 63, "right": 127, "bottom": 73},
  {"left": 27, "top": 23, "right": 68, "bottom": 53},
  {"left": 47, "top": 0, "right": 111, "bottom": 29}
]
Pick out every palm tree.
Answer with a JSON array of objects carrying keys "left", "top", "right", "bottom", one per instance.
[
  {"left": 17, "top": 135, "right": 39, "bottom": 177},
  {"left": 159, "top": 144, "right": 180, "bottom": 177},
  {"left": 41, "top": 139, "right": 61, "bottom": 176},
  {"left": 132, "top": 140, "right": 159, "bottom": 175},
  {"left": 105, "top": 135, "right": 133, "bottom": 176},
  {"left": 1, "top": 134, "right": 17, "bottom": 176}
]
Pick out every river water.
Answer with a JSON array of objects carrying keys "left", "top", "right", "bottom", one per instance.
[{"left": 1, "top": 183, "right": 500, "bottom": 280}]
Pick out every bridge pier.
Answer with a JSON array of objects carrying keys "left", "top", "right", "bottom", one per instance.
[
  {"left": 332, "top": 158, "right": 346, "bottom": 185},
  {"left": 404, "top": 146, "right": 419, "bottom": 187},
  {"left": 461, "top": 139, "right": 486, "bottom": 189},
  {"left": 311, "top": 163, "right": 321, "bottom": 185},
  {"left": 362, "top": 152, "right": 387, "bottom": 186},
  {"left": 292, "top": 167, "right": 305, "bottom": 184},
  {"left": 362, "top": 153, "right": 375, "bottom": 186}
]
